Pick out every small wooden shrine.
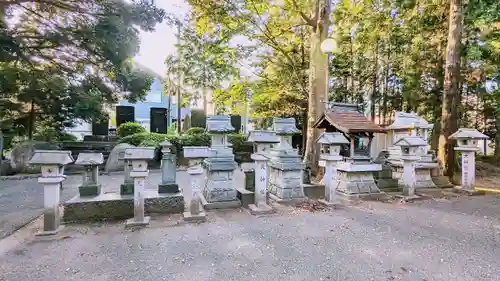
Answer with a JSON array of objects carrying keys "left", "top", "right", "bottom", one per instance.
[{"left": 313, "top": 103, "right": 386, "bottom": 158}]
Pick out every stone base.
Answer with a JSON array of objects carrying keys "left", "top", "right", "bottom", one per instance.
[
  {"left": 394, "top": 194, "right": 422, "bottom": 202},
  {"left": 248, "top": 203, "right": 274, "bottom": 215},
  {"left": 183, "top": 211, "right": 206, "bottom": 222},
  {"left": 337, "top": 191, "right": 388, "bottom": 202},
  {"left": 120, "top": 182, "right": 134, "bottom": 195},
  {"left": 78, "top": 184, "right": 101, "bottom": 197},
  {"left": 63, "top": 191, "right": 184, "bottom": 223},
  {"left": 35, "top": 225, "right": 64, "bottom": 236},
  {"left": 125, "top": 216, "right": 150, "bottom": 227},
  {"left": 158, "top": 183, "right": 179, "bottom": 194},
  {"left": 236, "top": 188, "right": 254, "bottom": 208},
  {"left": 453, "top": 186, "right": 484, "bottom": 196},
  {"left": 318, "top": 199, "right": 342, "bottom": 207},
  {"left": 376, "top": 178, "right": 400, "bottom": 192},
  {"left": 303, "top": 184, "right": 325, "bottom": 199},
  {"left": 268, "top": 193, "right": 307, "bottom": 205},
  {"left": 200, "top": 194, "right": 241, "bottom": 210},
  {"left": 432, "top": 176, "right": 454, "bottom": 188}
]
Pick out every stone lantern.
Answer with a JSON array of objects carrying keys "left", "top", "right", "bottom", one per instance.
[
  {"left": 29, "top": 150, "right": 74, "bottom": 235},
  {"left": 268, "top": 118, "right": 305, "bottom": 201},
  {"left": 449, "top": 128, "right": 489, "bottom": 194},
  {"left": 75, "top": 152, "right": 104, "bottom": 197},
  {"left": 247, "top": 130, "right": 280, "bottom": 214},
  {"left": 316, "top": 132, "right": 349, "bottom": 204},
  {"left": 393, "top": 136, "right": 428, "bottom": 197},
  {"left": 203, "top": 115, "right": 239, "bottom": 208},
  {"left": 123, "top": 147, "right": 155, "bottom": 227},
  {"left": 158, "top": 140, "right": 179, "bottom": 194},
  {"left": 183, "top": 146, "right": 211, "bottom": 222}
]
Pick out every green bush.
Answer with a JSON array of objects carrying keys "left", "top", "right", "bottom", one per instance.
[
  {"left": 116, "top": 122, "right": 146, "bottom": 138},
  {"left": 185, "top": 127, "right": 205, "bottom": 135},
  {"left": 120, "top": 132, "right": 168, "bottom": 146},
  {"left": 180, "top": 132, "right": 211, "bottom": 146},
  {"left": 228, "top": 133, "right": 253, "bottom": 153}
]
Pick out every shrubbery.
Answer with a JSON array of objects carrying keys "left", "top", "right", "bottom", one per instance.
[
  {"left": 185, "top": 127, "right": 205, "bottom": 135},
  {"left": 120, "top": 131, "right": 252, "bottom": 155},
  {"left": 116, "top": 122, "right": 146, "bottom": 138}
]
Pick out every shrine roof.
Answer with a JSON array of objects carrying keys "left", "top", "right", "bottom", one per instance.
[
  {"left": 386, "top": 112, "right": 433, "bottom": 130},
  {"left": 449, "top": 128, "right": 489, "bottom": 140},
  {"left": 313, "top": 103, "right": 386, "bottom": 134},
  {"left": 393, "top": 136, "right": 428, "bottom": 147},
  {"left": 316, "top": 132, "right": 350, "bottom": 145}
]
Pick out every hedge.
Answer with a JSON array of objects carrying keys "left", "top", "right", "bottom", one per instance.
[
  {"left": 120, "top": 131, "right": 252, "bottom": 155},
  {"left": 117, "top": 122, "right": 146, "bottom": 138}
]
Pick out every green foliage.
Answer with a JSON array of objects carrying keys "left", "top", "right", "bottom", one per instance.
[
  {"left": 185, "top": 127, "right": 206, "bottom": 135},
  {"left": 190, "top": 109, "right": 207, "bottom": 128},
  {"left": 180, "top": 133, "right": 211, "bottom": 147},
  {"left": 228, "top": 133, "right": 253, "bottom": 154},
  {"left": 117, "top": 122, "right": 146, "bottom": 138},
  {"left": 120, "top": 132, "right": 169, "bottom": 147},
  {"left": 167, "top": 122, "right": 177, "bottom": 135},
  {"left": 0, "top": 0, "right": 167, "bottom": 138}
]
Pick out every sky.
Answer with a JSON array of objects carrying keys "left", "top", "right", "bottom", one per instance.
[{"left": 133, "top": 0, "right": 189, "bottom": 77}]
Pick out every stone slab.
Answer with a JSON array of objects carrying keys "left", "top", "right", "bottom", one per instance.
[
  {"left": 337, "top": 191, "right": 388, "bottom": 202},
  {"left": 183, "top": 211, "right": 206, "bottom": 222},
  {"left": 120, "top": 183, "right": 134, "bottom": 195},
  {"left": 125, "top": 216, "right": 150, "bottom": 227},
  {"left": 63, "top": 191, "right": 184, "bottom": 223},
  {"left": 318, "top": 199, "right": 342, "bottom": 207},
  {"left": 248, "top": 204, "right": 274, "bottom": 215},
  {"left": 35, "top": 225, "right": 64, "bottom": 237},
  {"left": 158, "top": 183, "right": 179, "bottom": 194},
  {"left": 200, "top": 194, "right": 241, "bottom": 210},
  {"left": 268, "top": 193, "right": 308, "bottom": 205},
  {"left": 236, "top": 188, "right": 254, "bottom": 208},
  {"left": 393, "top": 194, "right": 423, "bottom": 202},
  {"left": 432, "top": 176, "right": 454, "bottom": 188},
  {"left": 303, "top": 184, "right": 325, "bottom": 199},
  {"left": 78, "top": 184, "right": 101, "bottom": 197}
]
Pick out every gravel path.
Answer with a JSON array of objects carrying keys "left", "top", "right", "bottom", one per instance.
[
  {"left": 0, "top": 176, "right": 81, "bottom": 239},
  {"left": 0, "top": 195, "right": 499, "bottom": 281}
]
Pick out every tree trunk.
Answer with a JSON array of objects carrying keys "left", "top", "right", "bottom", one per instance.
[
  {"left": 303, "top": 0, "right": 331, "bottom": 175},
  {"left": 370, "top": 39, "right": 378, "bottom": 122},
  {"left": 28, "top": 98, "right": 35, "bottom": 140},
  {"left": 438, "top": 0, "right": 463, "bottom": 178}
]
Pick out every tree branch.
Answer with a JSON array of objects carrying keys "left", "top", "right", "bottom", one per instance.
[{"left": 291, "top": 0, "right": 317, "bottom": 27}]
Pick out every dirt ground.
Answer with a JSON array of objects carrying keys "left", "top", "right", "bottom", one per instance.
[{"left": 474, "top": 161, "right": 500, "bottom": 189}]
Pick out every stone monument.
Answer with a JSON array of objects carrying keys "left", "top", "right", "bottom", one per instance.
[
  {"left": 316, "top": 132, "right": 350, "bottom": 205},
  {"left": 158, "top": 140, "right": 179, "bottom": 193},
  {"left": 202, "top": 115, "right": 240, "bottom": 209},
  {"left": 393, "top": 136, "right": 428, "bottom": 198},
  {"left": 119, "top": 151, "right": 134, "bottom": 195},
  {"left": 124, "top": 147, "right": 155, "bottom": 227},
  {"left": 29, "top": 150, "right": 74, "bottom": 235},
  {"left": 386, "top": 112, "right": 438, "bottom": 189},
  {"left": 247, "top": 130, "right": 280, "bottom": 214},
  {"left": 449, "top": 128, "right": 489, "bottom": 195},
  {"left": 268, "top": 118, "right": 305, "bottom": 201},
  {"left": 75, "top": 152, "right": 104, "bottom": 197},
  {"left": 183, "top": 146, "right": 211, "bottom": 221}
]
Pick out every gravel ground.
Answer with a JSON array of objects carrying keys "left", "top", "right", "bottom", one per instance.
[
  {"left": 0, "top": 176, "right": 81, "bottom": 239},
  {"left": 0, "top": 169, "right": 246, "bottom": 240},
  {"left": 0, "top": 195, "right": 499, "bottom": 281}
]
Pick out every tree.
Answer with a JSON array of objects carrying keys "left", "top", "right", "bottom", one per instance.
[
  {"left": 438, "top": 0, "right": 464, "bottom": 177},
  {"left": 0, "top": 0, "right": 167, "bottom": 138}
]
